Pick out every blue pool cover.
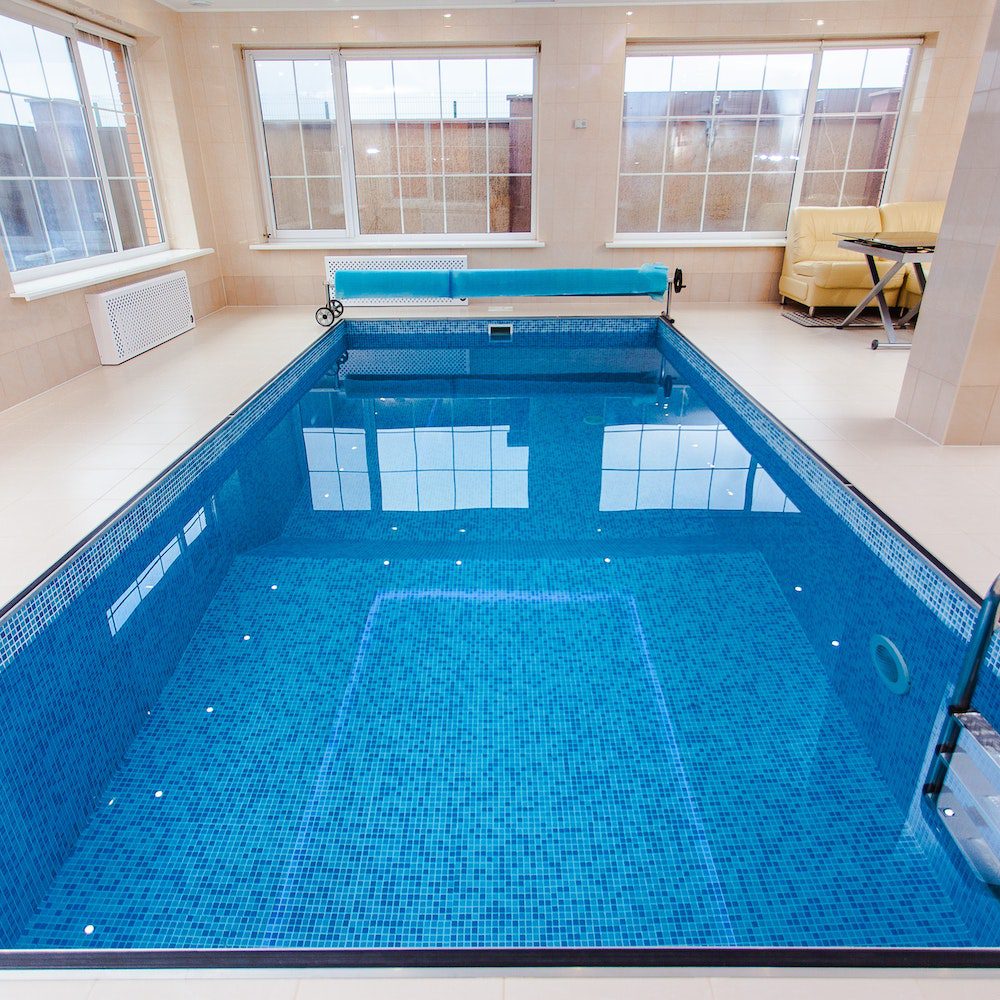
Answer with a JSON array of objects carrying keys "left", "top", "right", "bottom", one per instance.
[
  {"left": 1, "top": 316, "right": 999, "bottom": 960},
  {"left": 332, "top": 264, "right": 670, "bottom": 300}
]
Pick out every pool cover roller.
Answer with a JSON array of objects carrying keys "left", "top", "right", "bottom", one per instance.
[{"left": 332, "top": 264, "right": 671, "bottom": 301}]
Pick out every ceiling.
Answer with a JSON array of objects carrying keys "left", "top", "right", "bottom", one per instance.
[{"left": 157, "top": 0, "right": 852, "bottom": 15}]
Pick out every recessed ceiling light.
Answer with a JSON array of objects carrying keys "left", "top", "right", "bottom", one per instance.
[
  {"left": 366, "top": 147, "right": 380, "bottom": 155},
  {"left": 250, "top": 25, "right": 259, "bottom": 32},
  {"left": 816, "top": 19, "right": 824, "bottom": 26},
  {"left": 443, "top": 11, "right": 452, "bottom": 17},
  {"left": 351, "top": 14, "right": 360, "bottom": 19},
  {"left": 626, "top": 9, "right": 634, "bottom": 14}
]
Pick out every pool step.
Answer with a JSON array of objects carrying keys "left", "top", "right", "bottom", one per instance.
[{"left": 935, "top": 710, "right": 1000, "bottom": 884}]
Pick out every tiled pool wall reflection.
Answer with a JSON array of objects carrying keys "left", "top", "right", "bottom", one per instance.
[{"left": 0, "top": 316, "right": 998, "bottom": 953}]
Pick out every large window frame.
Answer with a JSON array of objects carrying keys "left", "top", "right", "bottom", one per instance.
[
  {"left": 613, "top": 39, "right": 921, "bottom": 246},
  {"left": 245, "top": 47, "right": 540, "bottom": 245},
  {"left": 0, "top": 1, "right": 167, "bottom": 278}
]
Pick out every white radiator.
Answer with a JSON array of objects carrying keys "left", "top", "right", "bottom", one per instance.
[
  {"left": 325, "top": 254, "right": 467, "bottom": 307},
  {"left": 86, "top": 271, "right": 195, "bottom": 365}
]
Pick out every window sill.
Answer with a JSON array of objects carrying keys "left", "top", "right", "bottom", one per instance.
[
  {"left": 249, "top": 240, "right": 545, "bottom": 251},
  {"left": 606, "top": 238, "right": 787, "bottom": 249},
  {"left": 9, "top": 248, "right": 216, "bottom": 302}
]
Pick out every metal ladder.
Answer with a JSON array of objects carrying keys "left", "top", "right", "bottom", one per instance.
[{"left": 924, "top": 573, "right": 1000, "bottom": 883}]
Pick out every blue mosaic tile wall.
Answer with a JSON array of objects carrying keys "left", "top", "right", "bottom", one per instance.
[{"left": 0, "top": 331, "right": 335, "bottom": 942}]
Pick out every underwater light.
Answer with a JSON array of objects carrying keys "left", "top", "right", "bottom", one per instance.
[
  {"left": 84, "top": 925, "right": 94, "bottom": 935},
  {"left": 944, "top": 807, "right": 956, "bottom": 817},
  {"left": 154, "top": 790, "right": 163, "bottom": 798},
  {"left": 243, "top": 635, "right": 251, "bottom": 641},
  {"left": 831, "top": 640, "right": 840, "bottom": 647},
  {"left": 206, "top": 707, "right": 214, "bottom": 713}
]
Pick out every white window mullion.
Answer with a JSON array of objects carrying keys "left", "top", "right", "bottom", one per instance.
[
  {"left": 390, "top": 61, "right": 404, "bottom": 236},
  {"left": 291, "top": 63, "right": 315, "bottom": 230},
  {"left": 788, "top": 51, "right": 822, "bottom": 217},
  {"left": 484, "top": 59, "right": 491, "bottom": 235},
  {"left": 33, "top": 29, "right": 91, "bottom": 253},
  {"left": 331, "top": 51, "right": 360, "bottom": 239},
  {"left": 438, "top": 59, "right": 448, "bottom": 236},
  {"left": 70, "top": 34, "right": 125, "bottom": 253},
  {"left": 245, "top": 53, "right": 280, "bottom": 238},
  {"left": 742, "top": 115, "right": 762, "bottom": 232},
  {"left": 120, "top": 50, "right": 165, "bottom": 242}
]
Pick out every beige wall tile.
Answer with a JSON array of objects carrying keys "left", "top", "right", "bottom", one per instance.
[{"left": 0, "top": 0, "right": 995, "bottom": 413}]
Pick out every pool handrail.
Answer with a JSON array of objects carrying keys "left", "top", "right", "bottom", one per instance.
[{"left": 924, "top": 571, "right": 1000, "bottom": 796}]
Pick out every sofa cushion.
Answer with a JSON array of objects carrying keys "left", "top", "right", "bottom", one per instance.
[
  {"left": 792, "top": 259, "right": 906, "bottom": 289},
  {"left": 879, "top": 201, "right": 945, "bottom": 234},
  {"left": 786, "top": 206, "right": 883, "bottom": 266}
]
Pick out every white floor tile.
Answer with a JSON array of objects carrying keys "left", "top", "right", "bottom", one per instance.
[
  {"left": 295, "top": 977, "right": 503, "bottom": 1000},
  {"left": 505, "top": 975, "right": 712, "bottom": 1000}
]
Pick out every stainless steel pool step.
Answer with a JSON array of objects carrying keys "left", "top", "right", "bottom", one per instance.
[
  {"left": 924, "top": 573, "right": 1000, "bottom": 883},
  {"left": 935, "top": 711, "right": 1000, "bottom": 884}
]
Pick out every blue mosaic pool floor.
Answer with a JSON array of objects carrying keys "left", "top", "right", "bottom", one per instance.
[{"left": 20, "top": 548, "right": 974, "bottom": 950}]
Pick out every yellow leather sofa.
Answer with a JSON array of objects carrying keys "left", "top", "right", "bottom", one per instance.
[
  {"left": 779, "top": 202, "right": 945, "bottom": 314},
  {"left": 878, "top": 200, "right": 944, "bottom": 311},
  {"left": 779, "top": 206, "right": 905, "bottom": 314}
]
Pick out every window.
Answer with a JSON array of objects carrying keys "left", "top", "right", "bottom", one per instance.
[
  {"left": 0, "top": 12, "right": 163, "bottom": 274},
  {"left": 377, "top": 424, "right": 528, "bottom": 511},
  {"left": 107, "top": 504, "right": 212, "bottom": 636},
  {"left": 249, "top": 49, "right": 537, "bottom": 241},
  {"left": 600, "top": 422, "right": 797, "bottom": 512},
  {"left": 616, "top": 44, "right": 914, "bottom": 240}
]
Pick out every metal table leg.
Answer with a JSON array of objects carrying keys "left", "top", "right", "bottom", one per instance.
[
  {"left": 837, "top": 256, "right": 906, "bottom": 329},
  {"left": 896, "top": 261, "right": 928, "bottom": 328},
  {"left": 835, "top": 256, "right": 911, "bottom": 350}
]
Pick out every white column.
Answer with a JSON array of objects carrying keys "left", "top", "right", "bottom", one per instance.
[{"left": 897, "top": 0, "right": 1000, "bottom": 444}]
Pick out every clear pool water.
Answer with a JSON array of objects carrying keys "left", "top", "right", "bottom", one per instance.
[{"left": 2, "top": 317, "right": 1000, "bottom": 960}]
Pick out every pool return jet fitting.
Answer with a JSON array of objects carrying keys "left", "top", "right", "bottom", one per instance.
[
  {"left": 315, "top": 264, "right": 686, "bottom": 327},
  {"left": 924, "top": 572, "right": 1000, "bottom": 884}
]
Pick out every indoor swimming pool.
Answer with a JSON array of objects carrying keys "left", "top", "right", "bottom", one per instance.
[{"left": 1, "top": 316, "right": 999, "bottom": 965}]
